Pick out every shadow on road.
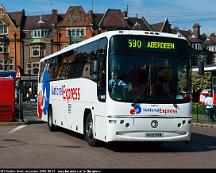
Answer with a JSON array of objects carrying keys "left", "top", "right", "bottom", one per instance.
[
  {"left": 105, "top": 132, "right": 216, "bottom": 153},
  {"left": 26, "top": 120, "right": 45, "bottom": 125},
  {"left": 54, "top": 127, "right": 216, "bottom": 153},
  {"left": 58, "top": 127, "right": 85, "bottom": 141}
]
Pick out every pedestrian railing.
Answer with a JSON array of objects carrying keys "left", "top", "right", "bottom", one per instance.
[{"left": 192, "top": 103, "right": 215, "bottom": 123}]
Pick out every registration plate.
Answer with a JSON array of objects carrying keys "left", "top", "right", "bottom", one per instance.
[{"left": 146, "top": 132, "right": 163, "bottom": 137}]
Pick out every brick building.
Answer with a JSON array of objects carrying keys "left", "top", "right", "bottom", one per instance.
[
  {"left": 53, "top": 6, "right": 93, "bottom": 52},
  {"left": 22, "top": 9, "right": 63, "bottom": 75},
  {"left": 0, "top": 5, "right": 24, "bottom": 71}
]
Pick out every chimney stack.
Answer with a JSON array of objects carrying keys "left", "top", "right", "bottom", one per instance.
[
  {"left": 123, "top": 11, "right": 128, "bottom": 19},
  {"left": 51, "top": 9, "right": 58, "bottom": 26},
  {"left": 193, "top": 23, "right": 201, "bottom": 38}
]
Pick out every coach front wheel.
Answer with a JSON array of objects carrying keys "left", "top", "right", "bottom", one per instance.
[{"left": 84, "top": 113, "right": 98, "bottom": 147}]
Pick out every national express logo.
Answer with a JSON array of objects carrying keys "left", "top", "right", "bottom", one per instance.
[
  {"left": 38, "top": 65, "right": 50, "bottom": 119},
  {"left": 130, "top": 105, "right": 178, "bottom": 115},
  {"left": 130, "top": 105, "right": 142, "bottom": 115}
]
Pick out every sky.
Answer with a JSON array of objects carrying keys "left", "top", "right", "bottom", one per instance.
[{"left": 1, "top": 0, "right": 216, "bottom": 35}]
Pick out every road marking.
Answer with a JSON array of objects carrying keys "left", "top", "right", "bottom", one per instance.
[{"left": 8, "top": 125, "right": 27, "bottom": 134}]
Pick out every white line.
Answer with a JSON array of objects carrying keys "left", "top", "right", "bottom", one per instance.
[{"left": 7, "top": 125, "right": 27, "bottom": 134}]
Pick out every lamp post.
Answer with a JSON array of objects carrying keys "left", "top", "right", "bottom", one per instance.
[
  {"left": 69, "top": 29, "right": 72, "bottom": 45},
  {"left": 14, "top": 33, "right": 17, "bottom": 69},
  {"left": 21, "top": 41, "right": 25, "bottom": 71},
  {"left": 56, "top": 29, "right": 59, "bottom": 51},
  {"left": 56, "top": 30, "right": 61, "bottom": 51},
  {"left": 51, "top": 39, "right": 53, "bottom": 54},
  {"left": 58, "top": 33, "right": 62, "bottom": 51}
]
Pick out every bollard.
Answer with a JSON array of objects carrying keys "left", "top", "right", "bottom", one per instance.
[
  {"left": 18, "top": 105, "right": 24, "bottom": 122},
  {"left": 196, "top": 103, "right": 199, "bottom": 122}
]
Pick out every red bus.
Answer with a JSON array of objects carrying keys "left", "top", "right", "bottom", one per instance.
[{"left": 0, "top": 77, "right": 15, "bottom": 122}]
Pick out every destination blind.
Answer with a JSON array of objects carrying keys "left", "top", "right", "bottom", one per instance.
[
  {"left": 128, "top": 39, "right": 175, "bottom": 50},
  {"left": 110, "top": 35, "right": 189, "bottom": 57},
  {"left": 147, "top": 41, "right": 175, "bottom": 49}
]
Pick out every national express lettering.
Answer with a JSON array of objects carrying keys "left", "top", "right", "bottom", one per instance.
[
  {"left": 143, "top": 108, "right": 177, "bottom": 114},
  {"left": 52, "top": 85, "right": 80, "bottom": 101}
]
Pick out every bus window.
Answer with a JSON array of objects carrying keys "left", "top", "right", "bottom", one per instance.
[
  {"left": 97, "top": 38, "right": 108, "bottom": 101},
  {"left": 39, "top": 61, "right": 45, "bottom": 82}
]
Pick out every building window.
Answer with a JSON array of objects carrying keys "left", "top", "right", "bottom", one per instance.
[
  {"left": 32, "top": 47, "right": 40, "bottom": 57},
  {"left": 32, "top": 63, "right": 39, "bottom": 75},
  {"left": 25, "top": 63, "right": 31, "bottom": 75},
  {"left": 0, "top": 42, "right": 8, "bottom": 53},
  {"left": 4, "top": 59, "right": 13, "bottom": 70},
  {"left": 31, "top": 46, "right": 46, "bottom": 57},
  {"left": 31, "top": 29, "right": 49, "bottom": 38},
  {"left": 0, "top": 21, "right": 8, "bottom": 35},
  {"left": 207, "top": 45, "right": 216, "bottom": 52},
  {"left": 0, "top": 59, "right": 4, "bottom": 70},
  {"left": 67, "top": 28, "right": 85, "bottom": 38},
  {"left": 40, "top": 49, "right": 46, "bottom": 57}
]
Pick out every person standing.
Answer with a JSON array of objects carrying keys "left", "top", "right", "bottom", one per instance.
[
  {"left": 204, "top": 91, "right": 215, "bottom": 123},
  {"left": 26, "top": 92, "right": 30, "bottom": 103}
]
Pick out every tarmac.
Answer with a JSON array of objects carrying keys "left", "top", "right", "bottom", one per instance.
[{"left": 0, "top": 102, "right": 216, "bottom": 128}]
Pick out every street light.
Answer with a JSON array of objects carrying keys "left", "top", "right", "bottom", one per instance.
[
  {"left": 21, "top": 41, "right": 25, "bottom": 71},
  {"left": 51, "top": 39, "right": 53, "bottom": 54},
  {"left": 69, "top": 29, "right": 72, "bottom": 45},
  {"left": 56, "top": 29, "right": 62, "bottom": 51},
  {"left": 14, "top": 33, "right": 17, "bottom": 69}
]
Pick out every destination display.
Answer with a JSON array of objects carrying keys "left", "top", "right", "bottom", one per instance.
[
  {"left": 128, "top": 39, "right": 175, "bottom": 50},
  {"left": 110, "top": 35, "right": 189, "bottom": 57}
]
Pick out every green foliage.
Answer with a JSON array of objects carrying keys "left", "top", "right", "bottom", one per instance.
[
  {"left": 192, "top": 102, "right": 205, "bottom": 115},
  {"left": 192, "top": 71, "right": 211, "bottom": 93}
]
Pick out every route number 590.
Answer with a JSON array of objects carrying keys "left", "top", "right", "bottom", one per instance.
[{"left": 128, "top": 39, "right": 142, "bottom": 48}]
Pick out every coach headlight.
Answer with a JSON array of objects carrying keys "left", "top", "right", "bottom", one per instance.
[{"left": 109, "top": 120, "right": 117, "bottom": 124}]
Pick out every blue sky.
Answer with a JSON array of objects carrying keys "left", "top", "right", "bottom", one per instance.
[{"left": 1, "top": 0, "right": 216, "bottom": 34}]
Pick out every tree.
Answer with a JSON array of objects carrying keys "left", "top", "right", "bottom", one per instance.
[{"left": 192, "top": 71, "right": 211, "bottom": 102}]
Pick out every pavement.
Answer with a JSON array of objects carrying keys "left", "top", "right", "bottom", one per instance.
[
  {"left": 192, "top": 122, "right": 216, "bottom": 128},
  {"left": 0, "top": 102, "right": 38, "bottom": 126},
  {"left": 1, "top": 102, "right": 216, "bottom": 128}
]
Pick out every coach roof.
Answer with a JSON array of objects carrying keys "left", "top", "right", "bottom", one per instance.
[{"left": 40, "top": 30, "right": 187, "bottom": 62}]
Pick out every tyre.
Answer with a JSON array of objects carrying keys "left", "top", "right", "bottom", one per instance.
[
  {"left": 84, "top": 113, "right": 98, "bottom": 147},
  {"left": 48, "top": 106, "right": 57, "bottom": 131}
]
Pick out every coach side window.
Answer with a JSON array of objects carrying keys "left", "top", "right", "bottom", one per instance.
[
  {"left": 97, "top": 38, "right": 108, "bottom": 101},
  {"left": 81, "top": 43, "right": 92, "bottom": 78},
  {"left": 56, "top": 55, "right": 64, "bottom": 80},
  {"left": 49, "top": 57, "right": 58, "bottom": 80},
  {"left": 61, "top": 52, "right": 73, "bottom": 79},
  {"left": 89, "top": 40, "right": 100, "bottom": 79},
  {"left": 67, "top": 48, "right": 78, "bottom": 79},
  {"left": 39, "top": 62, "right": 45, "bottom": 82}
]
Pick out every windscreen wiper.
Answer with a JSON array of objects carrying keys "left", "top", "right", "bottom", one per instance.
[
  {"left": 131, "top": 83, "right": 149, "bottom": 107},
  {"left": 131, "top": 68, "right": 151, "bottom": 107}
]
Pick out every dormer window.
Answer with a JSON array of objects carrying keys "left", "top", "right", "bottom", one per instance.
[
  {"left": 0, "top": 20, "right": 8, "bottom": 35},
  {"left": 31, "top": 29, "right": 49, "bottom": 38}
]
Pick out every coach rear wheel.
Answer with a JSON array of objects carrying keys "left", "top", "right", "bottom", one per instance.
[
  {"left": 84, "top": 113, "right": 98, "bottom": 147},
  {"left": 48, "top": 107, "right": 57, "bottom": 131}
]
